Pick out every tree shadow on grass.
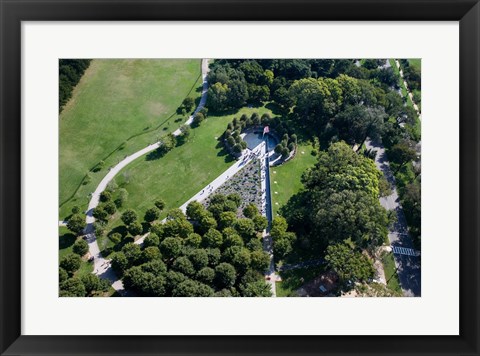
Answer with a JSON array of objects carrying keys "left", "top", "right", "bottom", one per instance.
[
  {"left": 208, "top": 107, "right": 241, "bottom": 117},
  {"left": 265, "top": 102, "right": 286, "bottom": 116},
  {"left": 59, "top": 232, "right": 76, "bottom": 250},
  {"left": 279, "top": 265, "right": 325, "bottom": 295},
  {"left": 146, "top": 149, "right": 164, "bottom": 161},
  {"left": 246, "top": 100, "right": 264, "bottom": 109},
  {"left": 109, "top": 225, "right": 128, "bottom": 238},
  {"left": 141, "top": 222, "right": 150, "bottom": 234},
  {"left": 195, "top": 96, "right": 201, "bottom": 107},
  {"left": 215, "top": 139, "right": 235, "bottom": 163}
]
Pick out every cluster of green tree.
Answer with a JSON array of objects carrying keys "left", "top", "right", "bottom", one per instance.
[
  {"left": 206, "top": 61, "right": 272, "bottom": 111},
  {"left": 382, "top": 135, "right": 421, "bottom": 244},
  {"left": 210, "top": 59, "right": 407, "bottom": 157},
  {"left": 59, "top": 59, "right": 91, "bottom": 112},
  {"left": 206, "top": 59, "right": 399, "bottom": 114},
  {"left": 270, "top": 216, "right": 296, "bottom": 260},
  {"left": 274, "top": 133, "right": 297, "bottom": 159},
  {"left": 60, "top": 205, "right": 111, "bottom": 297},
  {"left": 399, "top": 59, "right": 421, "bottom": 91},
  {"left": 192, "top": 107, "right": 208, "bottom": 127},
  {"left": 286, "top": 61, "right": 422, "bottom": 246},
  {"left": 205, "top": 58, "right": 421, "bottom": 289},
  {"left": 109, "top": 194, "right": 271, "bottom": 297},
  {"left": 222, "top": 111, "right": 299, "bottom": 160},
  {"left": 399, "top": 59, "right": 422, "bottom": 110},
  {"left": 59, "top": 253, "right": 110, "bottom": 297},
  {"left": 223, "top": 114, "right": 261, "bottom": 155},
  {"left": 89, "top": 186, "right": 134, "bottom": 237},
  {"left": 324, "top": 243, "right": 375, "bottom": 286},
  {"left": 279, "top": 142, "right": 391, "bottom": 286}
]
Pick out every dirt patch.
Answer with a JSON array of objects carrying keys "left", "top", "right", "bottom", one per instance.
[{"left": 297, "top": 271, "right": 339, "bottom": 297}]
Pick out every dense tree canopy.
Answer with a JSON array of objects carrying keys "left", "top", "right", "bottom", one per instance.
[
  {"left": 325, "top": 243, "right": 375, "bottom": 284},
  {"left": 282, "top": 142, "right": 389, "bottom": 253},
  {"left": 112, "top": 194, "right": 271, "bottom": 297}
]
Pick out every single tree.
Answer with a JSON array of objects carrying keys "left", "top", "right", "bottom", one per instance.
[
  {"left": 128, "top": 221, "right": 143, "bottom": 236},
  {"left": 144, "top": 207, "right": 161, "bottom": 223},
  {"left": 72, "top": 239, "right": 89, "bottom": 256},
  {"left": 182, "top": 97, "right": 195, "bottom": 112},
  {"left": 121, "top": 209, "right": 138, "bottom": 226},
  {"left": 215, "top": 262, "right": 237, "bottom": 289},
  {"left": 67, "top": 214, "right": 85, "bottom": 235},
  {"left": 59, "top": 253, "right": 82, "bottom": 276}
]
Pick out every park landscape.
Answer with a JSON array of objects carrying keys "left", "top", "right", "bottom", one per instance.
[{"left": 58, "top": 58, "right": 421, "bottom": 297}]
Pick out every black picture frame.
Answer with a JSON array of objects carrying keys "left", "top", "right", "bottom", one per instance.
[{"left": 1, "top": 0, "right": 479, "bottom": 355}]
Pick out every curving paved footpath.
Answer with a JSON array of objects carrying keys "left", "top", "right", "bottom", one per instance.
[{"left": 83, "top": 59, "right": 210, "bottom": 294}]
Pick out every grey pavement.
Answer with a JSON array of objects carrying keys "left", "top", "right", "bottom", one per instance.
[{"left": 366, "top": 139, "right": 421, "bottom": 297}]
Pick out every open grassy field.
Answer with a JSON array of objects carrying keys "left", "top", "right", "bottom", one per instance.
[
  {"left": 270, "top": 142, "right": 317, "bottom": 216},
  {"left": 59, "top": 59, "right": 202, "bottom": 218},
  {"left": 96, "top": 105, "right": 275, "bottom": 252}
]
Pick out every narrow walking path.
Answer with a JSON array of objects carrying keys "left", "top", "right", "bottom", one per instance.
[
  {"left": 83, "top": 59, "right": 210, "bottom": 293},
  {"left": 259, "top": 137, "right": 278, "bottom": 296},
  {"left": 394, "top": 59, "right": 421, "bottom": 121},
  {"left": 365, "top": 139, "right": 421, "bottom": 297}
]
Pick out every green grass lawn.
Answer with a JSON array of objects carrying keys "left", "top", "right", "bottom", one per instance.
[
  {"left": 408, "top": 58, "right": 421, "bottom": 72},
  {"left": 381, "top": 251, "right": 402, "bottom": 293},
  {"left": 270, "top": 142, "right": 317, "bottom": 216},
  {"left": 59, "top": 59, "right": 202, "bottom": 218},
  {"left": 96, "top": 105, "right": 275, "bottom": 252}
]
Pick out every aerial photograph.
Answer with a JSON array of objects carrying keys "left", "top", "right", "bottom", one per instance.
[{"left": 58, "top": 58, "right": 421, "bottom": 298}]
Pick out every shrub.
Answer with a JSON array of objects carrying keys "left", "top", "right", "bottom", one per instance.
[
  {"left": 109, "top": 232, "right": 122, "bottom": 245},
  {"left": 154, "top": 199, "right": 165, "bottom": 211}
]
